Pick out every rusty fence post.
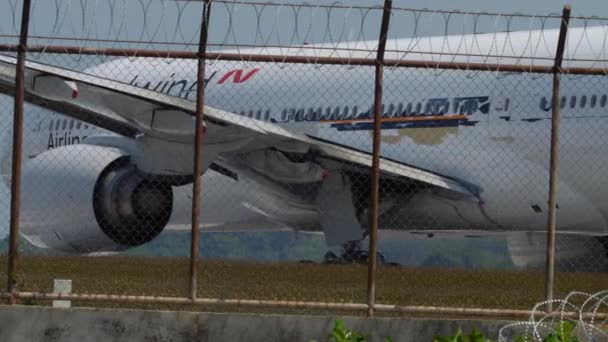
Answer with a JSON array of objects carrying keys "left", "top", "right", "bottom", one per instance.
[
  {"left": 545, "top": 4, "right": 571, "bottom": 313},
  {"left": 190, "top": 0, "right": 212, "bottom": 301},
  {"left": 6, "top": 0, "right": 33, "bottom": 305},
  {"left": 367, "top": 0, "right": 392, "bottom": 318}
]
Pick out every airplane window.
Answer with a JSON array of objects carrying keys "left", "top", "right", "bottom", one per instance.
[
  {"left": 84, "top": 124, "right": 89, "bottom": 130},
  {"left": 387, "top": 103, "right": 395, "bottom": 117},
  {"left": 306, "top": 108, "right": 314, "bottom": 120},
  {"left": 570, "top": 96, "right": 577, "bottom": 109},
  {"left": 540, "top": 97, "right": 552, "bottom": 111},
  {"left": 405, "top": 103, "right": 412, "bottom": 115},
  {"left": 591, "top": 95, "right": 597, "bottom": 108},
  {"left": 296, "top": 108, "right": 305, "bottom": 121},
  {"left": 601, "top": 95, "right": 607, "bottom": 107},
  {"left": 48, "top": 120, "right": 54, "bottom": 131},
  {"left": 264, "top": 110, "right": 270, "bottom": 121},
  {"left": 69, "top": 120, "right": 75, "bottom": 129},
  {"left": 62, "top": 119, "right": 68, "bottom": 130},
  {"left": 414, "top": 102, "right": 422, "bottom": 115},
  {"left": 560, "top": 96, "right": 566, "bottom": 109},
  {"left": 539, "top": 96, "right": 548, "bottom": 110},
  {"left": 332, "top": 106, "right": 340, "bottom": 117},
  {"left": 580, "top": 95, "right": 587, "bottom": 108},
  {"left": 397, "top": 103, "right": 403, "bottom": 116},
  {"left": 76, "top": 121, "right": 82, "bottom": 129},
  {"left": 55, "top": 120, "right": 61, "bottom": 131},
  {"left": 352, "top": 106, "right": 358, "bottom": 116},
  {"left": 343, "top": 106, "right": 349, "bottom": 116},
  {"left": 256, "top": 110, "right": 262, "bottom": 120}
]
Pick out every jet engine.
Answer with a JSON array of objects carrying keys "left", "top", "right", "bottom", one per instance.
[{"left": 20, "top": 144, "right": 173, "bottom": 253}]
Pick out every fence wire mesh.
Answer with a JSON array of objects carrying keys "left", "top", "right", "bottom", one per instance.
[
  {"left": 0, "top": 93, "right": 13, "bottom": 294},
  {"left": 0, "top": 0, "right": 606, "bottom": 316}
]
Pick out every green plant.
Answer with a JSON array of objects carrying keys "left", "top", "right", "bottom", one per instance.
[
  {"left": 433, "top": 328, "right": 495, "bottom": 342},
  {"left": 439, "top": 321, "right": 582, "bottom": 342},
  {"left": 328, "top": 319, "right": 367, "bottom": 342},
  {"left": 310, "top": 319, "right": 393, "bottom": 342},
  {"left": 513, "top": 321, "right": 580, "bottom": 342}
]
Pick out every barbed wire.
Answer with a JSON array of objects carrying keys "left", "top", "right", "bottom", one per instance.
[
  {"left": 1, "top": 0, "right": 608, "bottom": 75},
  {"left": 1, "top": 1, "right": 608, "bottom": 62},
  {"left": 498, "top": 290, "right": 608, "bottom": 341}
]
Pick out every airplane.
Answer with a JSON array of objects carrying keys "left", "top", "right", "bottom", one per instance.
[{"left": 0, "top": 24, "right": 608, "bottom": 269}]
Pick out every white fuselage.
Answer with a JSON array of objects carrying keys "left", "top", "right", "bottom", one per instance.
[{"left": 3, "top": 25, "right": 608, "bottom": 247}]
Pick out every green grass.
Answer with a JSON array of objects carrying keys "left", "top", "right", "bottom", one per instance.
[{"left": 0, "top": 255, "right": 605, "bottom": 317}]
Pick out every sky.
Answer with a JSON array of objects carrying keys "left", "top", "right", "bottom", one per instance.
[
  {"left": 386, "top": 0, "right": 604, "bottom": 14},
  {"left": 1, "top": 0, "right": 608, "bottom": 238},
  {"left": 2, "top": 0, "right": 608, "bottom": 49}
]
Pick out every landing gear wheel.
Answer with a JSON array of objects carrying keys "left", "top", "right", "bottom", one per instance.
[
  {"left": 323, "top": 251, "right": 338, "bottom": 264},
  {"left": 599, "top": 236, "right": 608, "bottom": 259},
  {"left": 320, "top": 242, "right": 400, "bottom": 266},
  {"left": 376, "top": 252, "right": 385, "bottom": 265}
]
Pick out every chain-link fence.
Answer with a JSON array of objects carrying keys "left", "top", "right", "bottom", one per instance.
[{"left": 0, "top": 0, "right": 607, "bottom": 319}]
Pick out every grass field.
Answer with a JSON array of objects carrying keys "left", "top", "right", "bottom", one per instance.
[{"left": 0, "top": 255, "right": 606, "bottom": 317}]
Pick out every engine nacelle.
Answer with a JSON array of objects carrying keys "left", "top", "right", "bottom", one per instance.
[
  {"left": 506, "top": 232, "right": 608, "bottom": 272},
  {"left": 20, "top": 145, "right": 173, "bottom": 253}
]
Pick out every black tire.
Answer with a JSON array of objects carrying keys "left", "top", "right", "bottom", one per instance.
[
  {"left": 599, "top": 236, "right": 608, "bottom": 258},
  {"left": 324, "top": 251, "right": 338, "bottom": 264},
  {"left": 376, "top": 252, "right": 386, "bottom": 265}
]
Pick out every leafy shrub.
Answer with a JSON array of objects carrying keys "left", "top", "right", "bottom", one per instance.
[
  {"left": 433, "top": 328, "right": 495, "bottom": 342},
  {"left": 437, "top": 321, "right": 582, "bottom": 342},
  {"left": 310, "top": 319, "right": 393, "bottom": 342},
  {"left": 513, "top": 321, "right": 580, "bottom": 342},
  {"left": 311, "top": 320, "right": 583, "bottom": 342}
]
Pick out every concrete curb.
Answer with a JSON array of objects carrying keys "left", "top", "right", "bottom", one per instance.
[{"left": 0, "top": 305, "right": 516, "bottom": 342}]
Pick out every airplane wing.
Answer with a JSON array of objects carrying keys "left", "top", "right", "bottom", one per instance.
[{"left": 0, "top": 55, "right": 477, "bottom": 197}]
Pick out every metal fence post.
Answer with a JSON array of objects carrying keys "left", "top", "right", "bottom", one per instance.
[
  {"left": 190, "top": 0, "right": 212, "bottom": 301},
  {"left": 367, "top": 0, "right": 392, "bottom": 318},
  {"left": 6, "top": 0, "right": 33, "bottom": 305},
  {"left": 545, "top": 4, "right": 571, "bottom": 313}
]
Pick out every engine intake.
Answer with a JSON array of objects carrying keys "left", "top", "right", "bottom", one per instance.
[{"left": 94, "top": 156, "right": 173, "bottom": 247}]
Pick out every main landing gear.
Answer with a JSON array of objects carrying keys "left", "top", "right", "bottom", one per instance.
[{"left": 322, "top": 240, "right": 399, "bottom": 266}]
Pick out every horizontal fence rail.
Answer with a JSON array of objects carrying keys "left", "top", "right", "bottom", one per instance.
[
  {"left": 4, "top": 292, "right": 608, "bottom": 321},
  {"left": 0, "top": 45, "right": 608, "bottom": 75}
]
